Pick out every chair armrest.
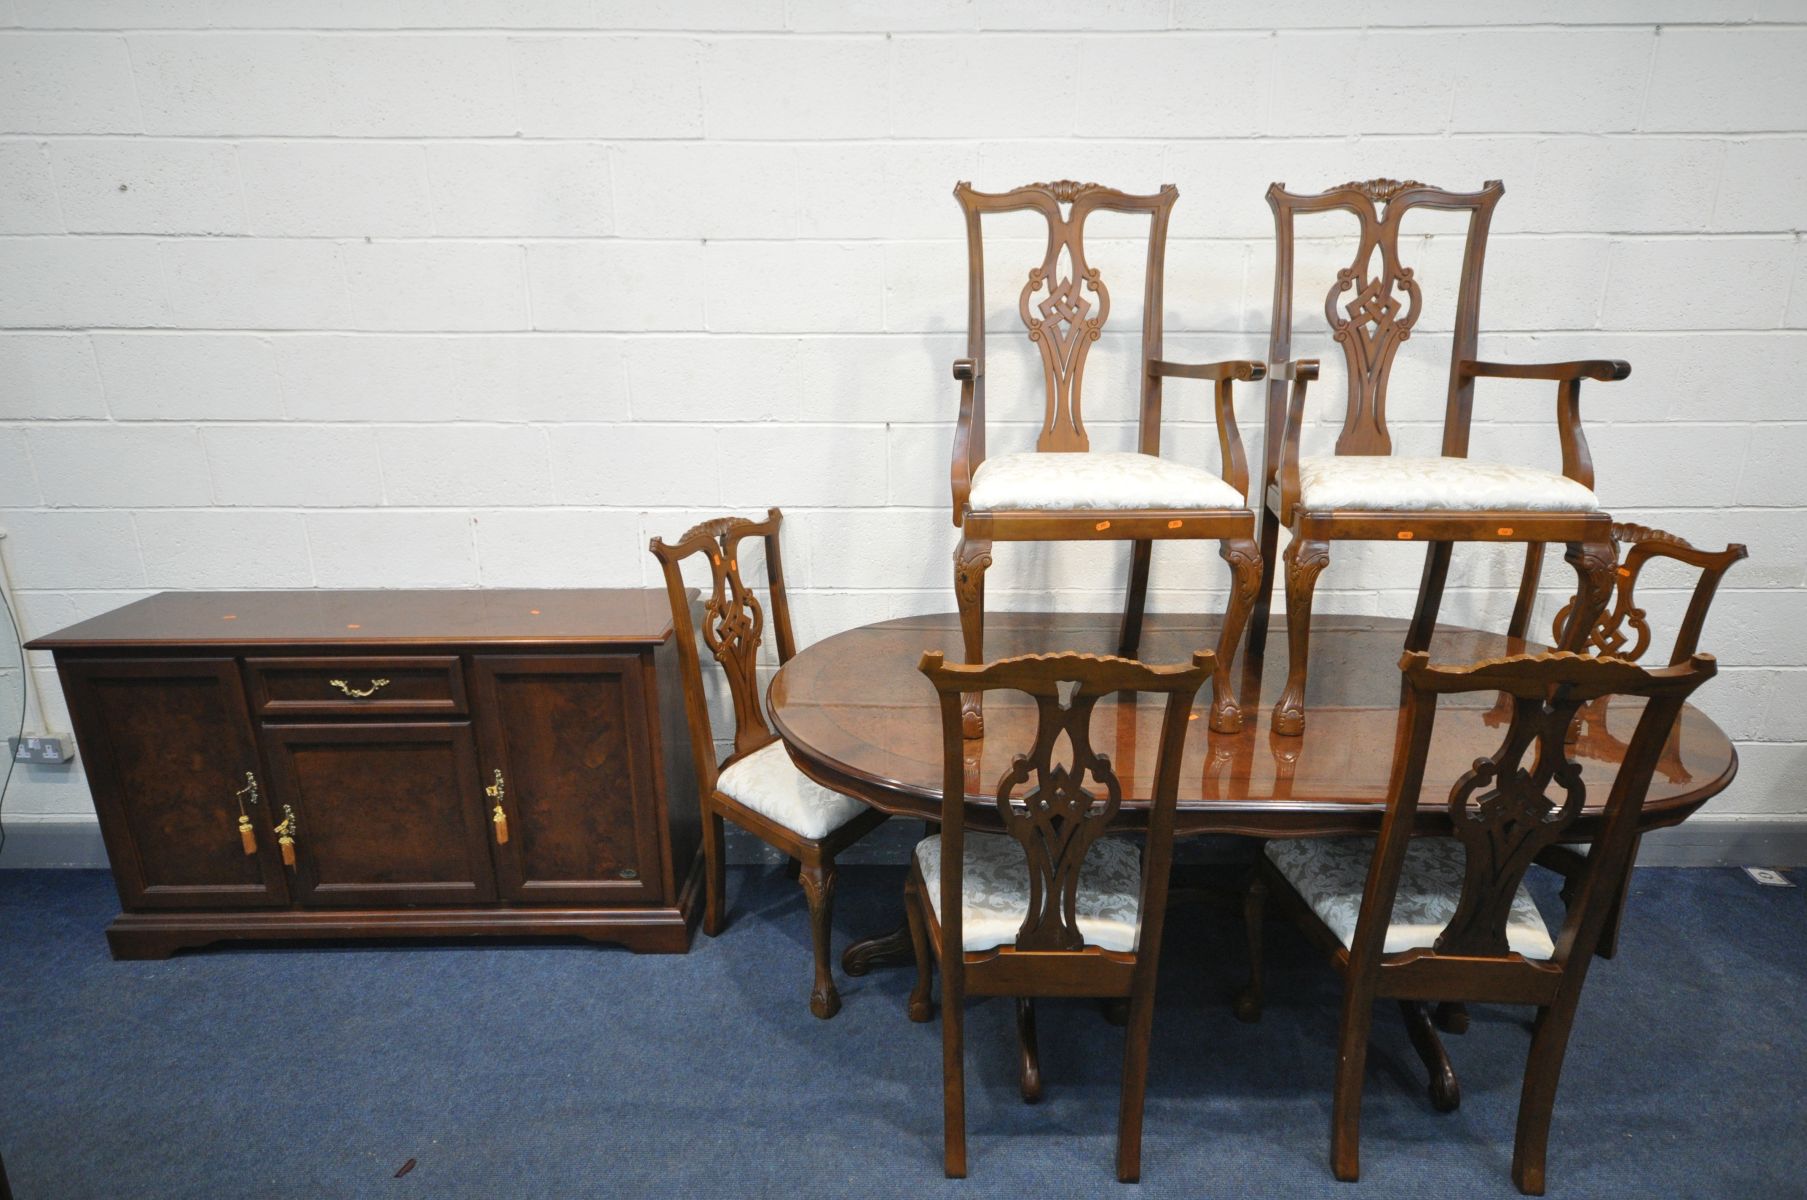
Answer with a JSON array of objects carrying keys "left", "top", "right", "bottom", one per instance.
[
  {"left": 1149, "top": 358, "right": 1266, "bottom": 382},
  {"left": 1272, "top": 359, "right": 1320, "bottom": 521},
  {"left": 950, "top": 360, "right": 983, "bottom": 524},
  {"left": 1269, "top": 359, "right": 1320, "bottom": 382},
  {"left": 1460, "top": 359, "right": 1631, "bottom": 383}
]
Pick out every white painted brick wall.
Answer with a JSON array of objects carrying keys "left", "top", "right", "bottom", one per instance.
[{"left": 0, "top": 3, "right": 1802, "bottom": 849}]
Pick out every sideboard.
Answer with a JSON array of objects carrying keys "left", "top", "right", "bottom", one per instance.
[{"left": 29, "top": 589, "right": 701, "bottom": 959}]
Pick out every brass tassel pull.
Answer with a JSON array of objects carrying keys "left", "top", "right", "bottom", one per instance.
[
  {"left": 486, "top": 769, "right": 509, "bottom": 845},
  {"left": 234, "top": 772, "right": 260, "bottom": 856},
  {"left": 275, "top": 805, "right": 297, "bottom": 867}
]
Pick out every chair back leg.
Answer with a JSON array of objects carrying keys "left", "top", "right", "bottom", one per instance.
[
  {"left": 1507, "top": 542, "right": 1546, "bottom": 642},
  {"left": 1330, "top": 981, "right": 1378, "bottom": 1181},
  {"left": 1404, "top": 540, "right": 1454, "bottom": 652},
  {"left": 1247, "top": 501, "right": 1283, "bottom": 660},
  {"left": 1118, "top": 538, "right": 1155, "bottom": 657},
  {"left": 1512, "top": 985, "right": 1589, "bottom": 1196},
  {"left": 700, "top": 807, "right": 728, "bottom": 937},
  {"left": 941, "top": 970, "right": 968, "bottom": 1178},
  {"left": 1115, "top": 987, "right": 1161, "bottom": 1183}
]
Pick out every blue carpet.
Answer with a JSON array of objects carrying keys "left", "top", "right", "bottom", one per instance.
[{"left": 0, "top": 864, "right": 1802, "bottom": 1198}]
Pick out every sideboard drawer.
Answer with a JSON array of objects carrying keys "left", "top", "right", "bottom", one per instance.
[{"left": 246, "top": 656, "right": 468, "bottom": 718}]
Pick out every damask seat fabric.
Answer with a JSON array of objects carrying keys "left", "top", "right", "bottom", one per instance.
[
  {"left": 714, "top": 740, "right": 868, "bottom": 841},
  {"left": 914, "top": 831, "right": 1142, "bottom": 953},
  {"left": 1265, "top": 836, "right": 1556, "bottom": 959},
  {"left": 1295, "top": 455, "right": 1600, "bottom": 514},
  {"left": 968, "top": 451, "right": 1245, "bottom": 513}
]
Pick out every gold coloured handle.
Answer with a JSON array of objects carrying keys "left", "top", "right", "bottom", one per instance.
[
  {"left": 328, "top": 678, "right": 391, "bottom": 699},
  {"left": 274, "top": 804, "right": 297, "bottom": 867},
  {"left": 234, "top": 772, "right": 260, "bottom": 855},
  {"left": 485, "top": 769, "right": 509, "bottom": 845}
]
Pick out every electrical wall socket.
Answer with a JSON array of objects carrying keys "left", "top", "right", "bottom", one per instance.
[
  {"left": 10, "top": 734, "right": 74, "bottom": 764},
  {"left": 1743, "top": 867, "right": 1796, "bottom": 888}
]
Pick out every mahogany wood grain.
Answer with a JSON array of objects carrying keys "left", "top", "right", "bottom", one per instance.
[
  {"left": 767, "top": 612, "right": 1735, "bottom": 840},
  {"left": 470, "top": 654, "right": 665, "bottom": 906}
]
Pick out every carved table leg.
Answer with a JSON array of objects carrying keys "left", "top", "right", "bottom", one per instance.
[
  {"left": 799, "top": 863, "right": 841, "bottom": 1020},
  {"left": 1210, "top": 536, "right": 1263, "bottom": 734},
  {"left": 1400, "top": 1000, "right": 1461, "bottom": 1112},
  {"left": 842, "top": 921, "right": 916, "bottom": 976},
  {"left": 1273, "top": 537, "right": 1330, "bottom": 737},
  {"left": 1558, "top": 540, "right": 1617, "bottom": 651},
  {"left": 1016, "top": 997, "right": 1043, "bottom": 1104},
  {"left": 954, "top": 536, "right": 993, "bottom": 738}
]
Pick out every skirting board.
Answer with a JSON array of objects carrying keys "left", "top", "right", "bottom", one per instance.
[{"left": 4, "top": 815, "right": 1804, "bottom": 870}]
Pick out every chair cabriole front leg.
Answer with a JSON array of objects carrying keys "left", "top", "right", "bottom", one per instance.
[
  {"left": 1212, "top": 535, "right": 1263, "bottom": 733},
  {"left": 1274, "top": 535, "right": 1331, "bottom": 736},
  {"left": 798, "top": 862, "right": 841, "bottom": 1019},
  {"left": 953, "top": 535, "right": 993, "bottom": 738},
  {"left": 1559, "top": 541, "right": 1617, "bottom": 651}
]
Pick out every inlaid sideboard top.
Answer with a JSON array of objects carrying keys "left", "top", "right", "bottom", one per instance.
[{"left": 28, "top": 589, "right": 677, "bottom": 651}]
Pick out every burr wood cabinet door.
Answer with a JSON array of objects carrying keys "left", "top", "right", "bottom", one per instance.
[
  {"left": 470, "top": 654, "right": 665, "bottom": 905},
  {"left": 57, "top": 657, "right": 290, "bottom": 910},
  {"left": 259, "top": 722, "right": 497, "bottom": 909}
]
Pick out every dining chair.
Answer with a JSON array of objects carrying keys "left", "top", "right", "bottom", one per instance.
[
  {"left": 1250, "top": 177, "right": 1629, "bottom": 735},
  {"left": 906, "top": 648, "right": 1210, "bottom": 1182},
  {"left": 650, "top": 508, "right": 888, "bottom": 1018},
  {"left": 949, "top": 179, "right": 1264, "bottom": 738},
  {"left": 1239, "top": 648, "right": 1716, "bottom": 1194},
  {"left": 1533, "top": 522, "right": 1747, "bottom": 959}
]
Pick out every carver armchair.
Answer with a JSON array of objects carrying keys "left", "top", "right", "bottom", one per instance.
[
  {"left": 950, "top": 179, "right": 1264, "bottom": 737},
  {"left": 1249, "top": 178, "right": 1628, "bottom": 735}
]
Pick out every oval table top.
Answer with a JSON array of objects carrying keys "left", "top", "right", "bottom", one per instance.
[{"left": 768, "top": 612, "right": 1737, "bottom": 839}]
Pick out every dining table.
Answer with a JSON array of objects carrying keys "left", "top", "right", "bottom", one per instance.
[{"left": 766, "top": 609, "right": 1737, "bottom": 974}]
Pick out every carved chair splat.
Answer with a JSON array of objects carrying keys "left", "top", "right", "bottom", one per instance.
[
  {"left": 949, "top": 179, "right": 1264, "bottom": 739},
  {"left": 651, "top": 508, "right": 887, "bottom": 1019},
  {"left": 1240, "top": 649, "right": 1716, "bottom": 1194},
  {"left": 1535, "top": 523, "right": 1748, "bottom": 958},
  {"left": 907, "top": 649, "right": 1209, "bottom": 1182},
  {"left": 1249, "top": 178, "right": 1627, "bottom": 736}
]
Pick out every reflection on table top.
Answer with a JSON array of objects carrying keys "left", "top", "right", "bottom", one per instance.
[{"left": 767, "top": 612, "right": 1735, "bottom": 838}]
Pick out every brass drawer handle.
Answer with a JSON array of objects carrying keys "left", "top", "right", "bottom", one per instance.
[
  {"left": 486, "top": 769, "right": 509, "bottom": 844},
  {"left": 329, "top": 677, "right": 391, "bottom": 699}
]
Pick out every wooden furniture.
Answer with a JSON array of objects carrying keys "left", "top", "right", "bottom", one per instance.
[
  {"left": 650, "top": 509, "right": 887, "bottom": 1019},
  {"left": 949, "top": 179, "right": 1265, "bottom": 738},
  {"left": 1536, "top": 522, "right": 1748, "bottom": 958},
  {"left": 1249, "top": 177, "right": 1628, "bottom": 735},
  {"left": 766, "top": 611, "right": 1735, "bottom": 840},
  {"left": 907, "top": 649, "right": 1208, "bottom": 1182},
  {"left": 30, "top": 589, "right": 702, "bottom": 959},
  {"left": 1239, "top": 649, "right": 1716, "bottom": 1194}
]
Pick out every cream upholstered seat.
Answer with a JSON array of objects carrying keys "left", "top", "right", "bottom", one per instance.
[
  {"left": 715, "top": 740, "right": 868, "bottom": 841},
  {"left": 1265, "top": 836, "right": 1555, "bottom": 959},
  {"left": 1296, "top": 455, "right": 1600, "bottom": 514},
  {"left": 969, "top": 451, "right": 1245, "bottom": 514},
  {"left": 915, "top": 831, "right": 1142, "bottom": 953}
]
